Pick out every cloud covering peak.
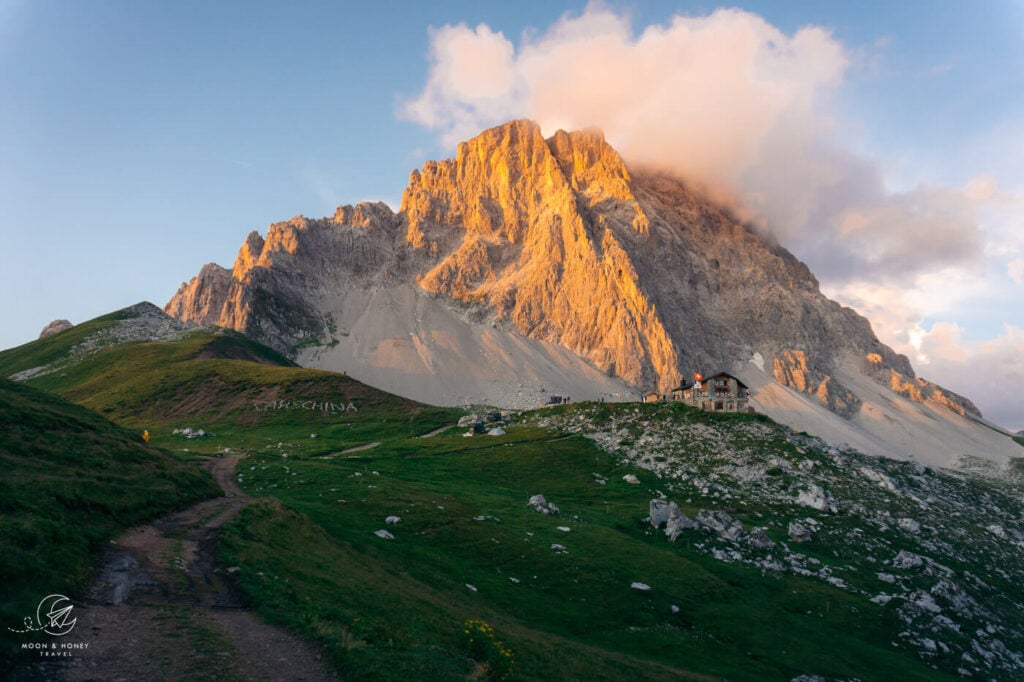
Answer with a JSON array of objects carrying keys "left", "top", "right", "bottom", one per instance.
[{"left": 401, "top": 4, "right": 1023, "bottom": 430}]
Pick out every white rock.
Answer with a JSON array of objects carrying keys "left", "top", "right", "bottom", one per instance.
[
  {"left": 986, "top": 523, "right": 1007, "bottom": 539},
  {"left": 550, "top": 543, "right": 568, "bottom": 552},
  {"left": 665, "top": 502, "right": 697, "bottom": 542},
  {"left": 630, "top": 582, "right": 652, "bottom": 592},
  {"left": 859, "top": 466, "right": 898, "bottom": 492},
  {"left": 788, "top": 520, "right": 813, "bottom": 543},
  {"left": 649, "top": 499, "right": 670, "bottom": 528},
  {"left": 671, "top": 604, "right": 680, "bottom": 614},
  {"left": 796, "top": 484, "right": 833, "bottom": 512},
  {"left": 697, "top": 509, "right": 744, "bottom": 541},
  {"left": 528, "top": 494, "right": 560, "bottom": 515},
  {"left": 622, "top": 474, "right": 640, "bottom": 485},
  {"left": 385, "top": 516, "right": 401, "bottom": 525},
  {"left": 898, "top": 518, "right": 921, "bottom": 533},
  {"left": 892, "top": 550, "right": 924, "bottom": 569},
  {"left": 373, "top": 530, "right": 394, "bottom": 540},
  {"left": 465, "top": 584, "right": 477, "bottom": 592},
  {"left": 487, "top": 427, "right": 506, "bottom": 436},
  {"left": 557, "top": 526, "right": 571, "bottom": 532}
]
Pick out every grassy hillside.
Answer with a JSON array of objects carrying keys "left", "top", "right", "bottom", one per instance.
[
  {"left": 0, "top": 306, "right": 460, "bottom": 452},
  {"left": 4, "top": 306, "right": 1022, "bottom": 679},
  {"left": 216, "top": 404, "right": 988, "bottom": 681},
  {"left": 0, "top": 377, "right": 218, "bottom": 661}
]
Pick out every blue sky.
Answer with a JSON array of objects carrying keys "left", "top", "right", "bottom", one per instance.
[{"left": 1, "top": 1, "right": 1021, "bottom": 428}]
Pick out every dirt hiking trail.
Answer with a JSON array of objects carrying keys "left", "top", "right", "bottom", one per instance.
[{"left": 25, "top": 455, "right": 336, "bottom": 681}]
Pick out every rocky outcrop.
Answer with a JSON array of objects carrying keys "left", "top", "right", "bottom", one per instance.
[
  {"left": 165, "top": 119, "right": 975, "bottom": 421},
  {"left": 39, "top": 319, "right": 73, "bottom": 338},
  {"left": 403, "top": 121, "right": 679, "bottom": 390},
  {"left": 864, "top": 353, "right": 980, "bottom": 418},
  {"left": 773, "top": 350, "right": 861, "bottom": 418}
]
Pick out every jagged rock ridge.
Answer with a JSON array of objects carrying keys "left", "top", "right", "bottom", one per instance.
[{"left": 167, "top": 120, "right": 1000, "bottom": 462}]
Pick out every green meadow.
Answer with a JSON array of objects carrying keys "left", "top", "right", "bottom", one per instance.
[{"left": 6, "top": 307, "right": 1019, "bottom": 679}]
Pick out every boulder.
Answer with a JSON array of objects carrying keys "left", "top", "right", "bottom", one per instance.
[
  {"left": 373, "top": 529, "right": 395, "bottom": 540},
  {"left": 649, "top": 499, "right": 670, "bottom": 528},
  {"left": 630, "top": 582, "right": 652, "bottom": 592},
  {"left": 622, "top": 474, "right": 640, "bottom": 485},
  {"left": 664, "top": 502, "right": 698, "bottom": 542},
  {"left": 487, "top": 427, "right": 506, "bottom": 436},
  {"left": 747, "top": 527, "right": 776, "bottom": 550},
  {"left": 796, "top": 484, "right": 835, "bottom": 512},
  {"left": 39, "top": 319, "right": 72, "bottom": 338},
  {"left": 528, "top": 494, "right": 559, "bottom": 515},
  {"left": 898, "top": 517, "right": 921, "bottom": 533},
  {"left": 696, "top": 509, "right": 744, "bottom": 542},
  {"left": 788, "top": 520, "right": 813, "bottom": 543}
]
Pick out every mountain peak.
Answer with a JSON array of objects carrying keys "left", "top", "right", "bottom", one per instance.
[{"left": 164, "top": 120, "right": 1016, "bottom": 467}]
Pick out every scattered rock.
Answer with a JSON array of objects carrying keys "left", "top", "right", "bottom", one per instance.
[
  {"left": 898, "top": 518, "right": 921, "bottom": 533},
  {"left": 528, "top": 494, "right": 560, "bottom": 515},
  {"left": 796, "top": 484, "right": 835, "bottom": 512},
  {"left": 173, "top": 427, "right": 209, "bottom": 439},
  {"left": 746, "top": 527, "right": 776, "bottom": 550},
  {"left": 788, "top": 521, "right": 813, "bottom": 543},
  {"left": 892, "top": 550, "right": 924, "bottom": 569}
]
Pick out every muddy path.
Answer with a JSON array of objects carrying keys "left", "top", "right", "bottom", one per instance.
[{"left": 25, "top": 455, "right": 336, "bottom": 681}]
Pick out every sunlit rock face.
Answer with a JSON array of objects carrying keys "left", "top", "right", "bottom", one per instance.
[{"left": 166, "top": 119, "right": 980, "bottom": 430}]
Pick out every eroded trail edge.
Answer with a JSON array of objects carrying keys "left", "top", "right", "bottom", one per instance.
[{"left": 57, "top": 454, "right": 335, "bottom": 681}]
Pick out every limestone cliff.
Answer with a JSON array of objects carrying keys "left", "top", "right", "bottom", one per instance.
[{"left": 166, "top": 119, "right": 967, "bottom": 422}]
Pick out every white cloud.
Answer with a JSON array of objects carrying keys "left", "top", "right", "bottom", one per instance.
[
  {"left": 403, "top": 6, "right": 847, "bottom": 195},
  {"left": 1010, "top": 258, "right": 1024, "bottom": 285},
  {"left": 403, "top": 23, "right": 522, "bottom": 143},
  {"left": 916, "top": 322, "right": 1024, "bottom": 431}
]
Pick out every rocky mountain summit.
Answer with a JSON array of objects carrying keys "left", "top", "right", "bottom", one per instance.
[{"left": 166, "top": 120, "right": 1017, "bottom": 466}]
